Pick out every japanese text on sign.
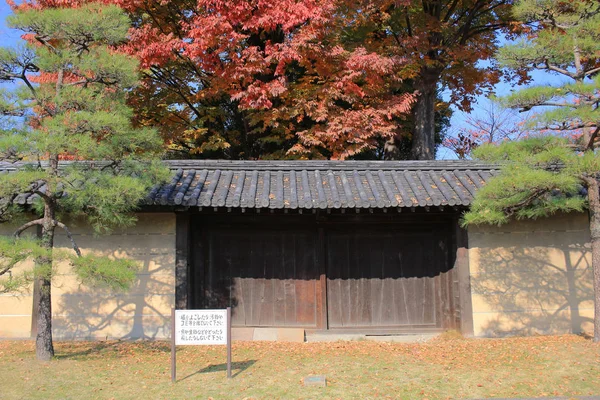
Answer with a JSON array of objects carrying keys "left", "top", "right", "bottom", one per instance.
[{"left": 175, "top": 309, "right": 227, "bottom": 345}]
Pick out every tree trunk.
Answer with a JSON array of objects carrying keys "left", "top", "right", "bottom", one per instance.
[
  {"left": 584, "top": 176, "right": 600, "bottom": 343},
  {"left": 35, "top": 201, "right": 56, "bottom": 361},
  {"left": 35, "top": 154, "right": 59, "bottom": 361},
  {"left": 411, "top": 69, "right": 440, "bottom": 160}
]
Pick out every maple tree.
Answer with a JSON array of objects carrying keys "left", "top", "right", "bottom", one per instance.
[
  {"left": 124, "top": 0, "right": 419, "bottom": 160},
  {"left": 119, "top": 0, "right": 513, "bottom": 160},
  {"left": 16, "top": 0, "right": 416, "bottom": 160},
  {"left": 18, "top": 0, "right": 489, "bottom": 160},
  {"left": 337, "top": 0, "right": 515, "bottom": 159},
  {"left": 0, "top": 3, "right": 168, "bottom": 360}
]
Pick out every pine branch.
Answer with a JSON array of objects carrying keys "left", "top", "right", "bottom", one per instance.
[
  {"left": 55, "top": 221, "right": 81, "bottom": 257},
  {"left": 13, "top": 219, "right": 44, "bottom": 238},
  {"left": 586, "top": 127, "right": 600, "bottom": 151},
  {"left": 503, "top": 188, "right": 548, "bottom": 217}
]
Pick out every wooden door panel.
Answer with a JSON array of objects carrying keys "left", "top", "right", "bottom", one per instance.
[
  {"left": 326, "top": 227, "right": 451, "bottom": 329},
  {"left": 201, "top": 228, "right": 319, "bottom": 328}
]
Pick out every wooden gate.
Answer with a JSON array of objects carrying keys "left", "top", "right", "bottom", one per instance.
[
  {"left": 326, "top": 225, "right": 454, "bottom": 329},
  {"left": 191, "top": 215, "right": 457, "bottom": 331}
]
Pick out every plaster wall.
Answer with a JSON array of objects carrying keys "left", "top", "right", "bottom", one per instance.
[
  {"left": 468, "top": 212, "right": 594, "bottom": 337},
  {"left": 0, "top": 213, "right": 176, "bottom": 339},
  {"left": 0, "top": 221, "right": 36, "bottom": 338}
]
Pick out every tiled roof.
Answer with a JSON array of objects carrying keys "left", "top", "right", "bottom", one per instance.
[
  {"left": 148, "top": 160, "right": 498, "bottom": 209},
  {"left": 1, "top": 160, "right": 499, "bottom": 209}
]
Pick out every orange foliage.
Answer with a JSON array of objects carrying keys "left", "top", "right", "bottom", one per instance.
[{"left": 20, "top": 0, "right": 513, "bottom": 159}]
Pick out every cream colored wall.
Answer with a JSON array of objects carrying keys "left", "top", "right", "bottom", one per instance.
[
  {"left": 0, "top": 213, "right": 176, "bottom": 340},
  {"left": 0, "top": 221, "right": 35, "bottom": 338},
  {"left": 468, "top": 212, "right": 594, "bottom": 337}
]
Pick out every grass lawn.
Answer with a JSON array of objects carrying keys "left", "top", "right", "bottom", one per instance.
[{"left": 1, "top": 334, "right": 599, "bottom": 399}]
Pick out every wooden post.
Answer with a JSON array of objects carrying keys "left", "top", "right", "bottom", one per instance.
[
  {"left": 227, "top": 306, "right": 232, "bottom": 379},
  {"left": 171, "top": 307, "right": 176, "bottom": 383},
  {"left": 316, "top": 227, "right": 327, "bottom": 330},
  {"left": 227, "top": 307, "right": 231, "bottom": 379},
  {"left": 455, "top": 222, "right": 474, "bottom": 337},
  {"left": 175, "top": 212, "right": 190, "bottom": 310}
]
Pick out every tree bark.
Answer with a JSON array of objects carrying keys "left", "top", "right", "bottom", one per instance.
[
  {"left": 35, "top": 155, "right": 59, "bottom": 361},
  {"left": 35, "top": 202, "right": 56, "bottom": 361},
  {"left": 411, "top": 69, "right": 440, "bottom": 160},
  {"left": 584, "top": 175, "right": 600, "bottom": 343}
]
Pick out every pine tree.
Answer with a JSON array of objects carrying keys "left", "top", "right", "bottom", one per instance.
[
  {"left": 464, "top": 0, "right": 600, "bottom": 342},
  {"left": 0, "top": 3, "right": 169, "bottom": 360}
]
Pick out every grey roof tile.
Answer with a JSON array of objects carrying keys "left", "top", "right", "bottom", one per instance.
[
  {"left": 2, "top": 160, "right": 499, "bottom": 210},
  {"left": 404, "top": 172, "right": 427, "bottom": 206},
  {"left": 187, "top": 170, "right": 208, "bottom": 206},
  {"left": 174, "top": 169, "right": 196, "bottom": 206}
]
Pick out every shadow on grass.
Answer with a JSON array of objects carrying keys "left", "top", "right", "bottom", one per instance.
[
  {"left": 54, "top": 341, "right": 171, "bottom": 360},
  {"left": 179, "top": 360, "right": 257, "bottom": 381}
]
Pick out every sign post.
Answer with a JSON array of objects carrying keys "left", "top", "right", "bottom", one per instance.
[
  {"left": 227, "top": 307, "right": 232, "bottom": 379},
  {"left": 171, "top": 307, "right": 176, "bottom": 383},
  {"left": 171, "top": 308, "right": 232, "bottom": 383}
]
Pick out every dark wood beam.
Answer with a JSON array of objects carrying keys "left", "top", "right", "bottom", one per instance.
[
  {"left": 454, "top": 219, "right": 474, "bottom": 337},
  {"left": 175, "top": 212, "right": 191, "bottom": 309}
]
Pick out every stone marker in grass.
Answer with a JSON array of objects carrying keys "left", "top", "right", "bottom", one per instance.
[{"left": 303, "top": 375, "right": 326, "bottom": 387}]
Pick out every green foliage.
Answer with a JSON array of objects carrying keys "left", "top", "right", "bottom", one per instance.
[
  {"left": 463, "top": 137, "right": 589, "bottom": 227},
  {"left": 0, "top": 236, "right": 140, "bottom": 293},
  {"left": 70, "top": 254, "right": 138, "bottom": 291},
  {"left": 0, "top": 3, "right": 169, "bottom": 298},
  {"left": 0, "top": 236, "right": 49, "bottom": 293},
  {"left": 496, "top": 0, "right": 600, "bottom": 136},
  {"left": 462, "top": 136, "right": 600, "bottom": 226},
  {"left": 467, "top": 1, "right": 600, "bottom": 228},
  {"left": 7, "top": 4, "right": 130, "bottom": 47}
]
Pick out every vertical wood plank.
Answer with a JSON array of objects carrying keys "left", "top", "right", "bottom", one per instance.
[
  {"left": 175, "top": 212, "right": 190, "bottom": 310},
  {"left": 273, "top": 233, "right": 286, "bottom": 325},
  {"left": 455, "top": 221, "right": 474, "bottom": 336},
  {"left": 317, "top": 227, "right": 327, "bottom": 329}
]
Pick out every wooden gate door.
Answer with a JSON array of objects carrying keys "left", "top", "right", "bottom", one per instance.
[
  {"left": 326, "top": 225, "right": 455, "bottom": 329},
  {"left": 197, "top": 226, "right": 320, "bottom": 328}
]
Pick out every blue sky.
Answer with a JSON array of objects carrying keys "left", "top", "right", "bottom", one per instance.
[
  {"left": 0, "top": 2, "right": 20, "bottom": 47},
  {"left": 0, "top": 2, "right": 562, "bottom": 159}
]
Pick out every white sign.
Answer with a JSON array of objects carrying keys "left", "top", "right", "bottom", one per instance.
[{"left": 175, "top": 309, "right": 227, "bottom": 345}]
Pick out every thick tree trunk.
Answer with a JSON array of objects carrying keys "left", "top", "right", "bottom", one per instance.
[
  {"left": 35, "top": 202, "right": 56, "bottom": 361},
  {"left": 584, "top": 176, "right": 600, "bottom": 343},
  {"left": 411, "top": 70, "right": 440, "bottom": 160},
  {"left": 35, "top": 154, "right": 59, "bottom": 361}
]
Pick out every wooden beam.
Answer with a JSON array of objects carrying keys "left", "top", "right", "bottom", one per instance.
[
  {"left": 454, "top": 219, "right": 474, "bottom": 337},
  {"left": 316, "top": 227, "right": 328, "bottom": 330},
  {"left": 175, "top": 212, "right": 191, "bottom": 310}
]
